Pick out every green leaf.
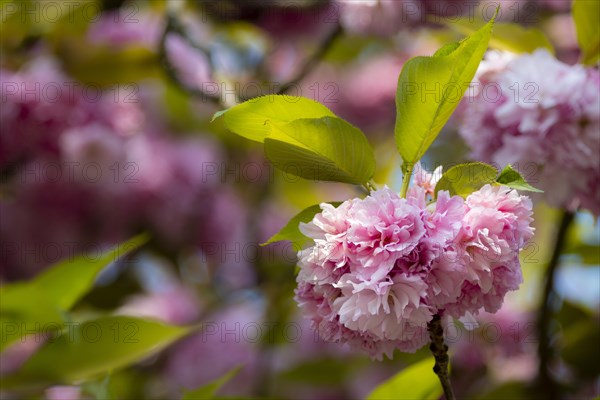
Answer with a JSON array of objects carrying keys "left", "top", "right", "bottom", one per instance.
[
  {"left": 480, "top": 381, "right": 528, "bottom": 400},
  {"left": 0, "top": 234, "right": 148, "bottom": 352},
  {"left": 496, "top": 165, "right": 543, "bottom": 193},
  {"left": 34, "top": 233, "right": 148, "bottom": 310},
  {"left": 213, "top": 95, "right": 335, "bottom": 142},
  {"left": 434, "top": 162, "right": 498, "bottom": 198},
  {"left": 81, "top": 373, "right": 112, "bottom": 400},
  {"left": 182, "top": 366, "right": 241, "bottom": 399},
  {"left": 566, "top": 244, "right": 600, "bottom": 265},
  {"left": 63, "top": 47, "right": 159, "bottom": 87},
  {"left": 0, "top": 282, "right": 62, "bottom": 323},
  {"left": 5, "top": 316, "right": 189, "bottom": 385},
  {"left": 561, "top": 319, "right": 600, "bottom": 379},
  {"left": 556, "top": 301, "right": 592, "bottom": 328},
  {"left": 264, "top": 116, "right": 376, "bottom": 184},
  {"left": 573, "top": 0, "right": 600, "bottom": 65},
  {"left": 367, "top": 358, "right": 443, "bottom": 400},
  {"left": 444, "top": 18, "right": 554, "bottom": 54},
  {"left": 215, "top": 96, "right": 375, "bottom": 185},
  {"left": 395, "top": 12, "right": 496, "bottom": 169},
  {"left": 262, "top": 202, "right": 341, "bottom": 247},
  {"left": 0, "top": 283, "right": 66, "bottom": 352},
  {"left": 277, "top": 358, "right": 356, "bottom": 385}
]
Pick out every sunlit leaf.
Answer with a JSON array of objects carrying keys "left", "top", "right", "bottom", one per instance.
[
  {"left": 496, "top": 165, "right": 543, "bottom": 193},
  {"left": 262, "top": 202, "right": 340, "bottom": 247},
  {"left": 395, "top": 12, "right": 496, "bottom": 169},
  {"left": 213, "top": 95, "right": 335, "bottom": 142},
  {"left": 434, "top": 162, "right": 497, "bottom": 198},
  {"left": 443, "top": 18, "right": 554, "bottom": 54},
  {"left": 264, "top": 116, "right": 376, "bottom": 184},
  {"left": 367, "top": 357, "right": 442, "bottom": 400}
]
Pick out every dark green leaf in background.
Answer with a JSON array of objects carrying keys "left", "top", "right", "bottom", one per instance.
[
  {"left": 5, "top": 316, "right": 189, "bottom": 385},
  {"left": 0, "top": 234, "right": 148, "bottom": 352},
  {"left": 367, "top": 357, "right": 443, "bottom": 400},
  {"left": 182, "top": 366, "right": 241, "bottom": 400},
  {"left": 573, "top": 0, "right": 600, "bottom": 65},
  {"left": 262, "top": 202, "right": 341, "bottom": 248}
]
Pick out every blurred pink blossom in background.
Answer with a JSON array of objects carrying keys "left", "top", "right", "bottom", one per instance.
[{"left": 460, "top": 49, "right": 600, "bottom": 215}]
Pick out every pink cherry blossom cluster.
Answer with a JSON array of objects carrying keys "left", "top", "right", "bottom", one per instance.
[
  {"left": 295, "top": 165, "right": 534, "bottom": 359},
  {"left": 460, "top": 49, "right": 600, "bottom": 215}
]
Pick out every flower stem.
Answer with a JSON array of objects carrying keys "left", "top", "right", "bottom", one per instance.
[
  {"left": 427, "top": 315, "right": 455, "bottom": 400},
  {"left": 400, "top": 163, "right": 414, "bottom": 199},
  {"left": 536, "top": 210, "right": 574, "bottom": 400}
]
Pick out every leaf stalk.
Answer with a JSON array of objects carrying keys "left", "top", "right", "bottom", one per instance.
[{"left": 400, "top": 163, "right": 414, "bottom": 198}]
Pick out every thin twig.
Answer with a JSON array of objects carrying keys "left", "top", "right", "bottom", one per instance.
[
  {"left": 536, "top": 210, "right": 575, "bottom": 400},
  {"left": 158, "top": 12, "right": 222, "bottom": 105},
  {"left": 158, "top": 9, "right": 342, "bottom": 105},
  {"left": 164, "top": 12, "right": 211, "bottom": 55},
  {"left": 428, "top": 315, "right": 456, "bottom": 400},
  {"left": 272, "top": 23, "right": 343, "bottom": 96}
]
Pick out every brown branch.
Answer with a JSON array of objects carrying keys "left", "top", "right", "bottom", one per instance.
[{"left": 428, "top": 315, "right": 456, "bottom": 400}]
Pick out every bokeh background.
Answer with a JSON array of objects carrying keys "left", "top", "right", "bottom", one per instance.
[{"left": 0, "top": 1, "right": 598, "bottom": 399}]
